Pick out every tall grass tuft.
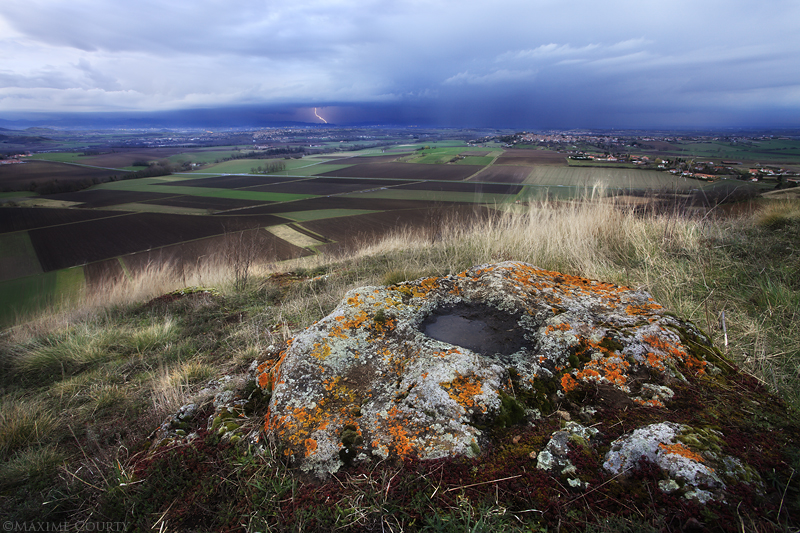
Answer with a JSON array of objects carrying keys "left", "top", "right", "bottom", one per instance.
[
  {"left": 0, "top": 396, "right": 57, "bottom": 460},
  {"left": 16, "top": 325, "right": 120, "bottom": 380}
]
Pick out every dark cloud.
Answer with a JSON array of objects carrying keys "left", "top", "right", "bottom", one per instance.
[{"left": 0, "top": 0, "right": 798, "bottom": 128}]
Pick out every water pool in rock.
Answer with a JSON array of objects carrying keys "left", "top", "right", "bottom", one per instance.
[{"left": 420, "top": 302, "right": 528, "bottom": 357}]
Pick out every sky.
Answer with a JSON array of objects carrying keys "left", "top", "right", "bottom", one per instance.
[{"left": 1, "top": 0, "right": 799, "bottom": 129}]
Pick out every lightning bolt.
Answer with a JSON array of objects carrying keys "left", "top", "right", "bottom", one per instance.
[{"left": 314, "top": 107, "right": 328, "bottom": 124}]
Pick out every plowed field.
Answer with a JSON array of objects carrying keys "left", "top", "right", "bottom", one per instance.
[
  {"left": 43, "top": 190, "right": 176, "bottom": 208},
  {"left": 79, "top": 148, "right": 186, "bottom": 168},
  {"left": 495, "top": 151, "right": 568, "bottom": 166},
  {"left": 397, "top": 181, "right": 522, "bottom": 194},
  {"left": 142, "top": 196, "right": 264, "bottom": 211},
  {"left": 0, "top": 161, "right": 122, "bottom": 190},
  {"left": 28, "top": 212, "right": 289, "bottom": 272},
  {"left": 301, "top": 205, "right": 493, "bottom": 254},
  {"left": 0, "top": 207, "right": 124, "bottom": 233},
  {"left": 320, "top": 163, "right": 483, "bottom": 181},
  {"left": 227, "top": 196, "right": 475, "bottom": 216},
  {"left": 468, "top": 166, "right": 533, "bottom": 183},
  {"left": 120, "top": 229, "right": 310, "bottom": 273}
]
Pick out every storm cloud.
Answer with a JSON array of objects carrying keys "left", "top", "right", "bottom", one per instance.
[{"left": 1, "top": 0, "right": 798, "bottom": 128}]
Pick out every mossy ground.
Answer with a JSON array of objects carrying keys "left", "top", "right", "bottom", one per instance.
[{"left": 0, "top": 198, "right": 798, "bottom": 531}]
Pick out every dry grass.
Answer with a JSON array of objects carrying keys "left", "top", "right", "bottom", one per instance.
[
  {"left": 0, "top": 396, "right": 57, "bottom": 460},
  {"left": 3, "top": 193, "right": 798, "bottom": 405},
  {"left": 151, "top": 360, "right": 215, "bottom": 416},
  {"left": 0, "top": 192, "right": 797, "bottom": 528}
]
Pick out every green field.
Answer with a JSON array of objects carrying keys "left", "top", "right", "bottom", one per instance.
[
  {"left": 405, "top": 146, "right": 474, "bottom": 164},
  {"left": 0, "top": 266, "right": 84, "bottom": 325},
  {"left": 0, "top": 191, "right": 37, "bottom": 199},
  {"left": 168, "top": 150, "right": 245, "bottom": 166},
  {"left": 195, "top": 158, "right": 351, "bottom": 176},
  {"left": 567, "top": 159, "right": 640, "bottom": 169},
  {"left": 524, "top": 166, "right": 698, "bottom": 190},
  {"left": 28, "top": 152, "right": 86, "bottom": 163},
  {"left": 671, "top": 139, "right": 800, "bottom": 162},
  {"left": 0, "top": 232, "right": 43, "bottom": 281}
]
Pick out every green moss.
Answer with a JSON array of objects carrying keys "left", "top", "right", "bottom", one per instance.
[
  {"left": 373, "top": 308, "right": 388, "bottom": 328},
  {"left": 508, "top": 368, "right": 557, "bottom": 415},
  {"left": 494, "top": 390, "right": 527, "bottom": 428},
  {"left": 568, "top": 434, "right": 589, "bottom": 448},
  {"left": 339, "top": 424, "right": 363, "bottom": 466},
  {"left": 469, "top": 440, "right": 481, "bottom": 456},
  {"left": 676, "top": 426, "right": 723, "bottom": 455},
  {"left": 599, "top": 336, "right": 624, "bottom": 353}
]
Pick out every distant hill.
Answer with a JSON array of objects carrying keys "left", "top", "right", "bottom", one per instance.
[{"left": 24, "top": 127, "right": 58, "bottom": 134}]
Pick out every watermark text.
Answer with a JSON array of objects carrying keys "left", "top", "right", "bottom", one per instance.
[{"left": 3, "top": 523, "right": 128, "bottom": 532}]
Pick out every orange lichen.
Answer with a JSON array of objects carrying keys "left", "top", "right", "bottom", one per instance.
[
  {"left": 659, "top": 442, "right": 705, "bottom": 463},
  {"left": 634, "top": 398, "right": 665, "bottom": 408},
  {"left": 330, "top": 310, "right": 371, "bottom": 339},
  {"left": 545, "top": 323, "right": 572, "bottom": 334},
  {"left": 412, "top": 277, "right": 439, "bottom": 298},
  {"left": 371, "top": 316, "right": 396, "bottom": 334},
  {"left": 440, "top": 372, "right": 484, "bottom": 410},
  {"left": 642, "top": 332, "right": 707, "bottom": 375},
  {"left": 304, "top": 438, "right": 318, "bottom": 456},
  {"left": 432, "top": 347, "right": 461, "bottom": 358},
  {"left": 257, "top": 349, "right": 289, "bottom": 391},
  {"left": 383, "top": 406, "right": 415, "bottom": 458},
  {"left": 561, "top": 373, "right": 578, "bottom": 393},
  {"left": 577, "top": 356, "right": 630, "bottom": 388},
  {"left": 310, "top": 342, "right": 332, "bottom": 361},
  {"left": 626, "top": 303, "right": 663, "bottom": 316}
]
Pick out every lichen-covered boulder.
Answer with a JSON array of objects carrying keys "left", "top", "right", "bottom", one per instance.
[
  {"left": 603, "top": 422, "right": 761, "bottom": 503},
  {"left": 536, "top": 421, "right": 600, "bottom": 489},
  {"left": 260, "top": 261, "right": 723, "bottom": 478}
]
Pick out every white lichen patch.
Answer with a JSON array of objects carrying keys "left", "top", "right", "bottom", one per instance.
[
  {"left": 536, "top": 422, "right": 600, "bottom": 490},
  {"left": 603, "top": 422, "right": 761, "bottom": 502}
]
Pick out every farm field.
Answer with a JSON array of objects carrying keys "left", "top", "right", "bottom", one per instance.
[
  {"left": 523, "top": 165, "right": 698, "bottom": 191},
  {"left": 396, "top": 181, "right": 522, "bottom": 195},
  {"left": 43, "top": 189, "right": 178, "bottom": 208},
  {"left": 0, "top": 206, "right": 126, "bottom": 233},
  {"left": 495, "top": 150, "right": 570, "bottom": 166},
  {"left": 278, "top": 208, "right": 381, "bottom": 222},
  {"left": 455, "top": 155, "right": 495, "bottom": 165},
  {"left": 468, "top": 165, "right": 534, "bottom": 183},
  {"left": 2, "top": 134, "right": 773, "bottom": 325},
  {"left": 0, "top": 160, "right": 123, "bottom": 190},
  {"left": 321, "top": 162, "right": 484, "bottom": 181},
  {"left": 164, "top": 174, "right": 297, "bottom": 188},
  {"left": 94, "top": 180, "right": 315, "bottom": 203},
  {"left": 353, "top": 189, "right": 514, "bottom": 203},
  {"left": 228, "top": 196, "right": 478, "bottom": 215},
  {"left": 26, "top": 211, "right": 290, "bottom": 272},
  {"left": 668, "top": 139, "right": 800, "bottom": 163}
]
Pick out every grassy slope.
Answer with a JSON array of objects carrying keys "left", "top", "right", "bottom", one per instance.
[{"left": 0, "top": 197, "right": 798, "bottom": 530}]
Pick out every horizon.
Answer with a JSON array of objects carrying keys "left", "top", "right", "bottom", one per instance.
[{"left": 2, "top": 1, "right": 799, "bottom": 130}]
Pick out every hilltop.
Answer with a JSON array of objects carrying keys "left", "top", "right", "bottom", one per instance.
[{"left": 1, "top": 194, "right": 798, "bottom": 531}]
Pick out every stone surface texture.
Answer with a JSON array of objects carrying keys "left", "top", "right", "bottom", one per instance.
[{"left": 260, "top": 261, "right": 717, "bottom": 479}]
